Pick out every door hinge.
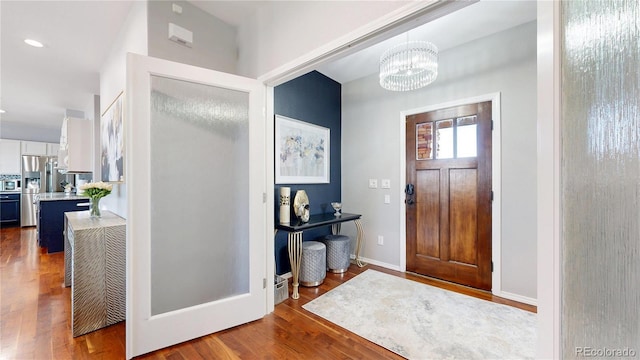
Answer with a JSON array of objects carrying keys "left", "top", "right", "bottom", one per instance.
[
  {"left": 491, "top": 261, "right": 494, "bottom": 272},
  {"left": 490, "top": 191, "right": 494, "bottom": 201},
  {"left": 491, "top": 120, "right": 494, "bottom": 130},
  {"left": 263, "top": 192, "right": 267, "bottom": 203},
  {"left": 263, "top": 278, "right": 267, "bottom": 289}
]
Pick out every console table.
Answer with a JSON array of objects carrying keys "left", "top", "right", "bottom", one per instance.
[
  {"left": 276, "top": 212, "right": 366, "bottom": 299},
  {"left": 64, "top": 210, "right": 126, "bottom": 337}
]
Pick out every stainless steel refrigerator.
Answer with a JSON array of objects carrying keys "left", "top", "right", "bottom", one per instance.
[
  {"left": 21, "top": 156, "right": 75, "bottom": 226},
  {"left": 21, "top": 155, "right": 44, "bottom": 227},
  {"left": 45, "top": 157, "right": 74, "bottom": 192}
]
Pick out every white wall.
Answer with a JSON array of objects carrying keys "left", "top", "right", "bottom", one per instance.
[
  {"left": 236, "top": 1, "right": 417, "bottom": 78},
  {"left": 341, "top": 21, "right": 537, "bottom": 299},
  {"left": 99, "top": 1, "right": 148, "bottom": 218},
  {"left": 148, "top": 1, "right": 237, "bottom": 73}
]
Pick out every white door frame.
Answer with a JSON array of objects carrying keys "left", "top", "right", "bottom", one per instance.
[
  {"left": 398, "top": 93, "right": 503, "bottom": 296},
  {"left": 535, "top": 1, "right": 561, "bottom": 358},
  {"left": 260, "top": 1, "right": 560, "bottom": 358}
]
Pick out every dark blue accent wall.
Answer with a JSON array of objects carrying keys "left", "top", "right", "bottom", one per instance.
[{"left": 274, "top": 71, "right": 341, "bottom": 275}]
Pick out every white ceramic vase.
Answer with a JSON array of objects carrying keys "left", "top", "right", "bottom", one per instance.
[{"left": 279, "top": 187, "right": 291, "bottom": 224}]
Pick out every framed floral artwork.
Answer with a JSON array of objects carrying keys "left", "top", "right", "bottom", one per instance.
[
  {"left": 100, "top": 91, "right": 124, "bottom": 182},
  {"left": 275, "top": 115, "right": 330, "bottom": 184}
]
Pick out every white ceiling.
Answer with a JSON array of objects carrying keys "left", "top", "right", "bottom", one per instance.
[
  {"left": 0, "top": 1, "right": 133, "bottom": 140},
  {"left": 315, "top": 0, "right": 537, "bottom": 84},
  {"left": 0, "top": 0, "right": 535, "bottom": 142}
]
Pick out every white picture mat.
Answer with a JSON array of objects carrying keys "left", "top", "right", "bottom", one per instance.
[{"left": 275, "top": 115, "right": 330, "bottom": 184}]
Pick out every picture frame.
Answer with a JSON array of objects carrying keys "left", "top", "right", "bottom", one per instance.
[
  {"left": 100, "top": 91, "right": 125, "bottom": 183},
  {"left": 275, "top": 115, "right": 330, "bottom": 184}
]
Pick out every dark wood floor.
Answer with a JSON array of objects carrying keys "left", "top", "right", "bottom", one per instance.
[{"left": 0, "top": 226, "right": 535, "bottom": 359}]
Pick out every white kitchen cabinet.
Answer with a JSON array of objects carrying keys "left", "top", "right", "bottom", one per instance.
[
  {"left": 46, "top": 143, "right": 60, "bottom": 157},
  {"left": 58, "top": 117, "right": 92, "bottom": 173},
  {"left": 21, "top": 141, "right": 47, "bottom": 156},
  {"left": 0, "top": 139, "right": 22, "bottom": 174}
]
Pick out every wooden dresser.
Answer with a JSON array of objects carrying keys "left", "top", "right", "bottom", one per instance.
[{"left": 64, "top": 210, "right": 126, "bottom": 337}]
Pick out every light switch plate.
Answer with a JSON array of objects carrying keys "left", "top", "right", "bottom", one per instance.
[
  {"left": 368, "top": 179, "right": 378, "bottom": 188},
  {"left": 381, "top": 179, "right": 391, "bottom": 189}
]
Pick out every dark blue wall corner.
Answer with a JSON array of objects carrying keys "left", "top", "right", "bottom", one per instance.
[{"left": 274, "top": 71, "right": 341, "bottom": 275}]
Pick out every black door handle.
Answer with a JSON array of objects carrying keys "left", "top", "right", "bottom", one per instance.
[
  {"left": 405, "top": 184, "right": 414, "bottom": 195},
  {"left": 405, "top": 184, "right": 415, "bottom": 205}
]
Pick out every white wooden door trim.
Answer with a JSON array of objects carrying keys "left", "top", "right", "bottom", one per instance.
[
  {"left": 125, "top": 53, "right": 266, "bottom": 359},
  {"left": 399, "top": 92, "right": 502, "bottom": 294},
  {"left": 536, "top": 0, "right": 562, "bottom": 357}
]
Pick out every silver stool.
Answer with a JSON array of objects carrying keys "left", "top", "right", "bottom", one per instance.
[
  {"left": 300, "top": 241, "right": 326, "bottom": 287},
  {"left": 323, "top": 234, "right": 351, "bottom": 273}
]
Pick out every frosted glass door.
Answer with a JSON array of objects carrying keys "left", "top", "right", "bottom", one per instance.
[
  {"left": 126, "top": 54, "right": 266, "bottom": 359},
  {"left": 150, "top": 75, "right": 250, "bottom": 315},
  {"left": 561, "top": 1, "right": 640, "bottom": 358}
]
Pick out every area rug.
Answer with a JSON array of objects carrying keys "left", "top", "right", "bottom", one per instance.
[{"left": 302, "top": 270, "right": 536, "bottom": 359}]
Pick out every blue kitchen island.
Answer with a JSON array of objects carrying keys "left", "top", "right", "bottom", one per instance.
[{"left": 37, "top": 193, "right": 90, "bottom": 253}]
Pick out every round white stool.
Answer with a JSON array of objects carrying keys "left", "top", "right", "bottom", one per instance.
[
  {"left": 323, "top": 234, "right": 351, "bottom": 273},
  {"left": 300, "top": 241, "right": 326, "bottom": 287}
]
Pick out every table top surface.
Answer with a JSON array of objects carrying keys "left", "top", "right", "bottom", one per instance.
[
  {"left": 37, "top": 192, "right": 89, "bottom": 201},
  {"left": 65, "top": 210, "right": 126, "bottom": 230},
  {"left": 276, "top": 212, "right": 361, "bottom": 232}
]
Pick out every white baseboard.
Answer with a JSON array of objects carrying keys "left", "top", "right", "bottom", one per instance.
[
  {"left": 350, "top": 254, "right": 402, "bottom": 272},
  {"left": 494, "top": 290, "right": 538, "bottom": 307}
]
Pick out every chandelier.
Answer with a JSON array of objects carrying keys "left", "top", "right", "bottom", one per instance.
[{"left": 379, "top": 41, "right": 439, "bottom": 91}]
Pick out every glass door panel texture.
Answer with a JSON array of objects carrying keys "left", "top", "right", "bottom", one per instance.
[
  {"left": 149, "top": 75, "right": 250, "bottom": 316},
  {"left": 561, "top": 0, "right": 640, "bottom": 356}
]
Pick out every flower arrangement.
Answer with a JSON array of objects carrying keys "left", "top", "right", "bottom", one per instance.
[
  {"left": 80, "top": 181, "right": 113, "bottom": 198},
  {"left": 79, "top": 181, "right": 113, "bottom": 217}
]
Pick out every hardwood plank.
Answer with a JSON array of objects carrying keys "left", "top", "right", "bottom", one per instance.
[{"left": 0, "top": 226, "right": 535, "bottom": 359}]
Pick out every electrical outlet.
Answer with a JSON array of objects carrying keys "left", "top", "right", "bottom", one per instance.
[
  {"left": 384, "top": 194, "right": 391, "bottom": 204},
  {"left": 377, "top": 235, "right": 384, "bottom": 245},
  {"left": 381, "top": 179, "right": 391, "bottom": 189},
  {"left": 368, "top": 179, "right": 378, "bottom": 189}
]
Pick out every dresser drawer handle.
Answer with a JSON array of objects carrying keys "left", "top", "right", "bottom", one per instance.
[{"left": 76, "top": 202, "right": 91, "bottom": 207}]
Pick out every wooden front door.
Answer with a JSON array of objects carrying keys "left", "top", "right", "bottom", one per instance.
[{"left": 405, "top": 101, "right": 492, "bottom": 290}]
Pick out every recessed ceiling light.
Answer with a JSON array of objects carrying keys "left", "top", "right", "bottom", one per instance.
[
  {"left": 24, "top": 39, "right": 44, "bottom": 48},
  {"left": 0, "top": 109, "right": 5, "bottom": 114}
]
